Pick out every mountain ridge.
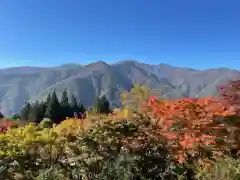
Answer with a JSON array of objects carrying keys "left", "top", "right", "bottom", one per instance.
[{"left": 0, "top": 60, "right": 239, "bottom": 116}]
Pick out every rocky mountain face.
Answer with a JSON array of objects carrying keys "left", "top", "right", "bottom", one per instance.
[{"left": 0, "top": 60, "right": 239, "bottom": 116}]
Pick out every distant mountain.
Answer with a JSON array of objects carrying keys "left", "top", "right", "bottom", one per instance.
[{"left": 0, "top": 60, "right": 240, "bottom": 116}]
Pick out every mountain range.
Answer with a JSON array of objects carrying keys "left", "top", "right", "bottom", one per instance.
[{"left": 0, "top": 60, "right": 239, "bottom": 116}]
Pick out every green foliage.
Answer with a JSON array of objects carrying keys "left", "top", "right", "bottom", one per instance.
[
  {"left": 45, "top": 91, "right": 61, "bottom": 123},
  {"left": 29, "top": 101, "right": 47, "bottom": 123},
  {"left": 12, "top": 114, "right": 21, "bottom": 120},
  {"left": 20, "top": 101, "right": 31, "bottom": 121},
  {"left": 195, "top": 156, "right": 240, "bottom": 180},
  {"left": 18, "top": 92, "right": 86, "bottom": 124},
  {"left": 69, "top": 93, "right": 85, "bottom": 116},
  {"left": 59, "top": 90, "right": 72, "bottom": 121},
  {"left": 39, "top": 118, "right": 53, "bottom": 128},
  {"left": 94, "top": 95, "right": 112, "bottom": 114}
]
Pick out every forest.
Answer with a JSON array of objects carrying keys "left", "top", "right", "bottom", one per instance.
[{"left": 0, "top": 80, "right": 239, "bottom": 180}]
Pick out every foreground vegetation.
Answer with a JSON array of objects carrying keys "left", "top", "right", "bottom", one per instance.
[{"left": 0, "top": 81, "right": 240, "bottom": 179}]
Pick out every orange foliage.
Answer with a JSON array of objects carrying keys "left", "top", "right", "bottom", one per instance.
[
  {"left": 0, "top": 119, "right": 13, "bottom": 133},
  {"left": 144, "top": 96, "right": 239, "bottom": 164}
]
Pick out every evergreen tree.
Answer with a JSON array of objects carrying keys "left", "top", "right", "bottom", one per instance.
[
  {"left": 46, "top": 93, "right": 51, "bottom": 104},
  {"left": 70, "top": 94, "right": 79, "bottom": 116},
  {"left": 29, "top": 101, "right": 42, "bottom": 123},
  {"left": 60, "top": 90, "right": 71, "bottom": 120},
  {"left": 38, "top": 101, "right": 47, "bottom": 122},
  {"left": 60, "top": 90, "right": 69, "bottom": 107},
  {"left": 45, "top": 91, "right": 61, "bottom": 123},
  {"left": 12, "top": 114, "right": 20, "bottom": 120},
  {"left": 70, "top": 94, "right": 85, "bottom": 117},
  {"left": 0, "top": 112, "right": 4, "bottom": 119},
  {"left": 20, "top": 101, "right": 31, "bottom": 121},
  {"left": 94, "top": 95, "right": 111, "bottom": 114},
  {"left": 78, "top": 103, "right": 86, "bottom": 114}
]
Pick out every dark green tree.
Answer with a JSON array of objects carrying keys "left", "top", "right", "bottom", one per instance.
[
  {"left": 46, "top": 93, "right": 51, "bottom": 104},
  {"left": 78, "top": 103, "right": 86, "bottom": 114},
  {"left": 60, "top": 90, "right": 71, "bottom": 120},
  {"left": 70, "top": 94, "right": 78, "bottom": 108},
  {"left": 20, "top": 101, "right": 31, "bottom": 121},
  {"left": 94, "top": 95, "right": 111, "bottom": 114},
  {"left": 45, "top": 91, "right": 61, "bottom": 124},
  {"left": 0, "top": 112, "right": 4, "bottom": 119},
  {"left": 12, "top": 114, "right": 20, "bottom": 120},
  {"left": 29, "top": 101, "right": 42, "bottom": 123},
  {"left": 70, "top": 94, "right": 85, "bottom": 117}
]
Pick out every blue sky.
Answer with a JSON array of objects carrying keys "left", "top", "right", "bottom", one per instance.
[{"left": 0, "top": 0, "right": 240, "bottom": 69}]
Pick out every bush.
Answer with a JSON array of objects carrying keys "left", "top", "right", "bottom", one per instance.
[
  {"left": 195, "top": 156, "right": 240, "bottom": 180},
  {"left": 39, "top": 118, "right": 53, "bottom": 128}
]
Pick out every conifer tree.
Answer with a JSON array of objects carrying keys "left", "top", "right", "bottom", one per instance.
[
  {"left": 60, "top": 90, "right": 71, "bottom": 120},
  {"left": 70, "top": 94, "right": 85, "bottom": 117},
  {"left": 45, "top": 91, "right": 61, "bottom": 123},
  {"left": 29, "top": 101, "right": 42, "bottom": 123},
  {"left": 70, "top": 94, "right": 78, "bottom": 116},
  {"left": 20, "top": 101, "right": 31, "bottom": 121},
  {"left": 0, "top": 112, "right": 4, "bottom": 119},
  {"left": 46, "top": 93, "right": 51, "bottom": 104},
  {"left": 94, "top": 95, "right": 111, "bottom": 114}
]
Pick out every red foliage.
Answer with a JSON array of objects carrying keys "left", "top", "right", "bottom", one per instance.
[
  {"left": 0, "top": 120, "right": 13, "bottom": 133},
  {"left": 144, "top": 95, "right": 238, "bottom": 164}
]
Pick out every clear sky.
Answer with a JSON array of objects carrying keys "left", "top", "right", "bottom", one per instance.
[{"left": 0, "top": 0, "right": 240, "bottom": 69}]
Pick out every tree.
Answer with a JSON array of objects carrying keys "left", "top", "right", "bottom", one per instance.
[
  {"left": 0, "top": 112, "right": 4, "bottom": 119},
  {"left": 20, "top": 101, "right": 31, "bottom": 121},
  {"left": 94, "top": 95, "right": 111, "bottom": 114},
  {"left": 70, "top": 94, "right": 85, "bottom": 118},
  {"left": 29, "top": 101, "right": 39, "bottom": 123},
  {"left": 12, "top": 114, "right": 20, "bottom": 120},
  {"left": 29, "top": 101, "right": 47, "bottom": 123},
  {"left": 60, "top": 90, "right": 71, "bottom": 120},
  {"left": 46, "top": 93, "right": 51, "bottom": 104},
  {"left": 78, "top": 103, "right": 85, "bottom": 114},
  {"left": 45, "top": 91, "right": 61, "bottom": 124}
]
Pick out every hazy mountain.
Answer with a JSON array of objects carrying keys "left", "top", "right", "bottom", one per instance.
[{"left": 0, "top": 60, "right": 240, "bottom": 116}]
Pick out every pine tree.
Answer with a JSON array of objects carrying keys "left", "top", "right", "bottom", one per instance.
[
  {"left": 12, "top": 114, "right": 20, "bottom": 120},
  {"left": 20, "top": 101, "right": 31, "bottom": 121},
  {"left": 94, "top": 95, "right": 111, "bottom": 114},
  {"left": 60, "top": 90, "right": 71, "bottom": 120},
  {"left": 70, "top": 94, "right": 79, "bottom": 115},
  {"left": 46, "top": 93, "right": 51, "bottom": 104},
  {"left": 78, "top": 103, "right": 85, "bottom": 114},
  {"left": 101, "top": 95, "right": 111, "bottom": 114},
  {"left": 45, "top": 91, "right": 61, "bottom": 123},
  {"left": 0, "top": 112, "right": 4, "bottom": 119},
  {"left": 38, "top": 101, "right": 47, "bottom": 122},
  {"left": 69, "top": 94, "right": 85, "bottom": 118},
  {"left": 29, "top": 101, "right": 42, "bottom": 123},
  {"left": 94, "top": 97, "right": 102, "bottom": 112}
]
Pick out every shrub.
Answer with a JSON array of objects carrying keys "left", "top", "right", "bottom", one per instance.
[
  {"left": 39, "top": 118, "right": 53, "bottom": 128},
  {"left": 144, "top": 96, "right": 240, "bottom": 164},
  {"left": 195, "top": 156, "right": 240, "bottom": 180}
]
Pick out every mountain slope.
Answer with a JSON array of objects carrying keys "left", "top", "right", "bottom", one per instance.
[{"left": 0, "top": 60, "right": 239, "bottom": 115}]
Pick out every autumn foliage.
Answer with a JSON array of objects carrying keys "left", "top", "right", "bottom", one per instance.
[
  {"left": 0, "top": 119, "right": 13, "bottom": 133},
  {"left": 144, "top": 94, "right": 240, "bottom": 164}
]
